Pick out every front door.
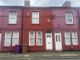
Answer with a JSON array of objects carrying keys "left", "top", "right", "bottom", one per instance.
[
  {"left": 46, "top": 32, "right": 53, "bottom": 50},
  {"left": 55, "top": 32, "right": 62, "bottom": 51},
  {"left": 0, "top": 33, "right": 1, "bottom": 51}
]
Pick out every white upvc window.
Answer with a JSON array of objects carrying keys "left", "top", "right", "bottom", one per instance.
[
  {"left": 9, "top": 11, "right": 17, "bottom": 24},
  {"left": 72, "top": 32, "right": 78, "bottom": 45},
  {"left": 12, "top": 32, "right": 19, "bottom": 46},
  {"left": 0, "top": 33, "right": 1, "bottom": 46},
  {"left": 65, "top": 32, "right": 71, "bottom": 45},
  {"left": 4, "top": 32, "right": 12, "bottom": 46},
  {"left": 29, "top": 31, "right": 35, "bottom": 46},
  {"left": 32, "top": 12, "right": 39, "bottom": 24},
  {"left": 66, "top": 12, "right": 73, "bottom": 24},
  {"left": 36, "top": 31, "right": 42, "bottom": 46}
]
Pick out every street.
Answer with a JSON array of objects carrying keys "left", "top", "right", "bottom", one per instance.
[
  {"left": 0, "top": 55, "right": 80, "bottom": 60},
  {"left": 0, "top": 57, "right": 80, "bottom": 60},
  {"left": 0, "top": 52, "right": 80, "bottom": 60}
]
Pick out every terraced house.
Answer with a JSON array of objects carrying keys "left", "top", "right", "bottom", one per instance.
[
  {"left": 0, "top": 6, "right": 22, "bottom": 52},
  {"left": 0, "top": 0, "right": 80, "bottom": 52}
]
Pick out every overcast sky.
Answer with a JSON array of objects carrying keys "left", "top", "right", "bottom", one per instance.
[{"left": 0, "top": 0, "right": 79, "bottom": 7}]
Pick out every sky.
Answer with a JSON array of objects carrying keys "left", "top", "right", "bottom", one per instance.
[{"left": 0, "top": 0, "right": 79, "bottom": 7}]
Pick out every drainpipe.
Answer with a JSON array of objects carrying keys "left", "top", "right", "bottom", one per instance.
[
  {"left": 21, "top": 7, "right": 23, "bottom": 53},
  {"left": 77, "top": 9, "right": 80, "bottom": 48},
  {"left": 78, "top": 9, "right": 80, "bottom": 26},
  {"left": 21, "top": 7, "right": 28, "bottom": 53}
]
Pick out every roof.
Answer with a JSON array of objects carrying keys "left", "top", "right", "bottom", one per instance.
[{"left": 0, "top": 6, "right": 79, "bottom": 10}]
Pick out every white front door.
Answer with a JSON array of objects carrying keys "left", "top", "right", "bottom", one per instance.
[
  {"left": 55, "top": 32, "right": 62, "bottom": 51},
  {"left": 46, "top": 32, "right": 53, "bottom": 50},
  {"left": 0, "top": 33, "right": 1, "bottom": 51}
]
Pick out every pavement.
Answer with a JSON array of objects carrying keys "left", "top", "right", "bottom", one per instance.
[{"left": 0, "top": 51, "right": 80, "bottom": 60}]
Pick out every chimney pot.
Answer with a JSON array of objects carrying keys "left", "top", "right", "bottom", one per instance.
[
  {"left": 63, "top": 1, "right": 71, "bottom": 7},
  {"left": 24, "top": 0, "right": 30, "bottom": 7}
]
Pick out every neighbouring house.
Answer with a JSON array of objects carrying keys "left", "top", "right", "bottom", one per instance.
[
  {"left": 0, "top": 7, "right": 22, "bottom": 52},
  {"left": 53, "top": 7, "right": 80, "bottom": 51},
  {"left": 53, "top": 1, "right": 80, "bottom": 51},
  {"left": 0, "top": 0, "right": 30, "bottom": 52}
]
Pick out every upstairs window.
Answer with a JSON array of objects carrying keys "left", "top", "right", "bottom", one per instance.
[
  {"left": 32, "top": 12, "right": 39, "bottom": 24},
  {"left": 66, "top": 12, "right": 73, "bottom": 24},
  {"left": 9, "top": 11, "right": 17, "bottom": 24}
]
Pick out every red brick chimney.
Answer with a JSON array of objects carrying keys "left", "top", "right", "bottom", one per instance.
[
  {"left": 63, "top": 1, "right": 71, "bottom": 7},
  {"left": 24, "top": 0, "right": 30, "bottom": 7}
]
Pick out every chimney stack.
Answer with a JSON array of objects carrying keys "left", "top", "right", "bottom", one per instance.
[
  {"left": 24, "top": 0, "right": 30, "bottom": 7},
  {"left": 63, "top": 1, "right": 71, "bottom": 7}
]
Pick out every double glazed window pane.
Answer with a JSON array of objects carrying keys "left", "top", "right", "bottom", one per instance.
[
  {"left": 30, "top": 32, "right": 35, "bottom": 38},
  {"left": 30, "top": 38, "right": 35, "bottom": 45},
  {"left": 32, "top": 12, "right": 39, "bottom": 18}
]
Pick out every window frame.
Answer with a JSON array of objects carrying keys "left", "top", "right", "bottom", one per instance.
[
  {"left": 12, "top": 31, "right": 19, "bottom": 46},
  {"left": 8, "top": 11, "right": 17, "bottom": 24},
  {"left": 65, "top": 32, "right": 71, "bottom": 45},
  {"left": 72, "top": 32, "right": 78, "bottom": 45},
  {"left": 66, "top": 12, "right": 73, "bottom": 24},
  {"left": 4, "top": 32, "right": 12, "bottom": 46},
  {"left": 36, "top": 31, "right": 43, "bottom": 46},
  {"left": 29, "top": 31, "right": 35, "bottom": 46},
  {"left": 32, "top": 11, "right": 39, "bottom": 24}
]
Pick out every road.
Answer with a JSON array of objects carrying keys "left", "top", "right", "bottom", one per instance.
[
  {"left": 0, "top": 56, "right": 80, "bottom": 60},
  {"left": 33, "top": 57, "right": 80, "bottom": 60},
  {"left": 1, "top": 52, "right": 80, "bottom": 60}
]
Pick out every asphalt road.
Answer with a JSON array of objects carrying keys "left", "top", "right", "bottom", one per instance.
[
  {"left": 0, "top": 57, "right": 80, "bottom": 60},
  {"left": 40, "top": 59, "right": 80, "bottom": 60},
  {"left": 1, "top": 52, "right": 80, "bottom": 60}
]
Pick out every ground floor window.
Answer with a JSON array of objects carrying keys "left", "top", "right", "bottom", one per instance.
[
  {"left": 29, "top": 31, "right": 43, "bottom": 46},
  {"left": 65, "top": 32, "right": 71, "bottom": 45},
  {"left": 4, "top": 31, "right": 19, "bottom": 46},
  {"left": 65, "top": 32, "right": 78, "bottom": 45},
  {"left": 29, "top": 31, "right": 35, "bottom": 46},
  {"left": 36, "top": 31, "right": 42, "bottom": 46},
  {"left": 4, "top": 32, "right": 12, "bottom": 46},
  {"left": 72, "top": 32, "right": 78, "bottom": 45},
  {"left": 12, "top": 32, "right": 19, "bottom": 46}
]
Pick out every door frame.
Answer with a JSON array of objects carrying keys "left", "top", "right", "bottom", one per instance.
[{"left": 54, "top": 32, "right": 62, "bottom": 51}]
